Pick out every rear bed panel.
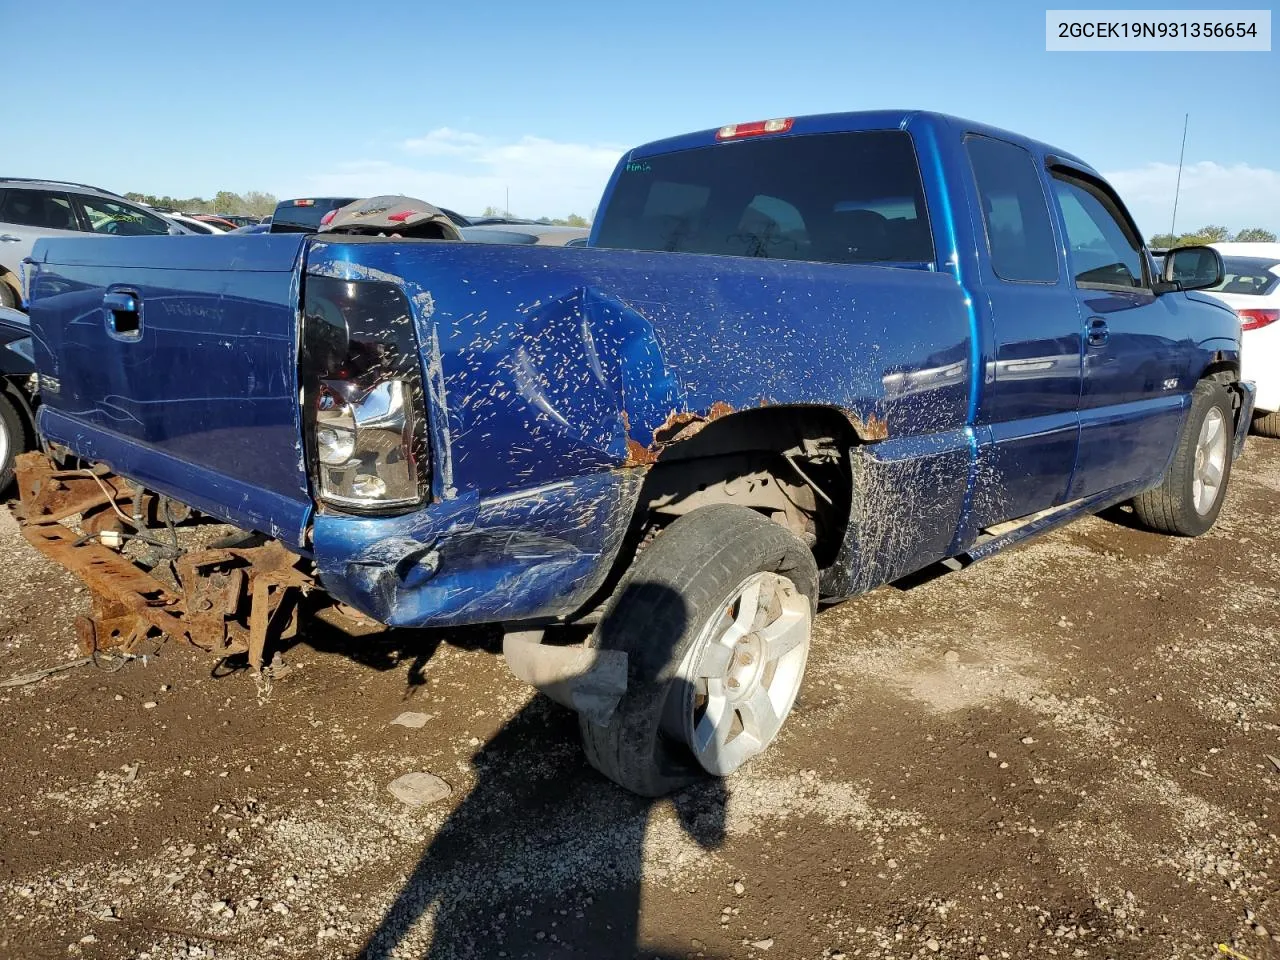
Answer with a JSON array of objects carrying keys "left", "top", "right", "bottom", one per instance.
[
  {"left": 306, "top": 238, "right": 976, "bottom": 626},
  {"left": 305, "top": 239, "right": 974, "bottom": 503},
  {"left": 29, "top": 235, "right": 314, "bottom": 545}
]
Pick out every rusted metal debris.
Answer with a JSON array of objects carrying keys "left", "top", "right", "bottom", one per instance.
[
  {"left": 15, "top": 453, "right": 313, "bottom": 672},
  {"left": 16, "top": 453, "right": 136, "bottom": 524}
]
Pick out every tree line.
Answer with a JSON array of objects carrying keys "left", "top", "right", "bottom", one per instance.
[
  {"left": 123, "top": 190, "right": 278, "bottom": 218},
  {"left": 1149, "top": 225, "right": 1277, "bottom": 248}
]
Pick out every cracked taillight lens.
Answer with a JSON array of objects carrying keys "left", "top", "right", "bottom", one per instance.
[{"left": 301, "top": 276, "right": 428, "bottom": 512}]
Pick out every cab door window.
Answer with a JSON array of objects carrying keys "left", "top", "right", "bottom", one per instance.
[{"left": 1051, "top": 175, "right": 1148, "bottom": 290}]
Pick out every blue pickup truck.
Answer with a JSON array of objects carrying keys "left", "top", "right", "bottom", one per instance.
[{"left": 20, "top": 111, "right": 1253, "bottom": 795}]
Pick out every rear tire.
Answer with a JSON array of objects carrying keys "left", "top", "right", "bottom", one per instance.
[
  {"left": 1132, "top": 380, "right": 1234, "bottom": 536},
  {"left": 579, "top": 505, "right": 818, "bottom": 797},
  {"left": 0, "top": 391, "right": 32, "bottom": 493},
  {"left": 0, "top": 279, "right": 17, "bottom": 310},
  {"left": 1254, "top": 410, "right": 1280, "bottom": 439}
]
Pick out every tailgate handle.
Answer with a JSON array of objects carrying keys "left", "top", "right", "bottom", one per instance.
[{"left": 104, "top": 290, "right": 142, "bottom": 341}]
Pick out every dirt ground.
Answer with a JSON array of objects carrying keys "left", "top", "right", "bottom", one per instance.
[{"left": 2, "top": 440, "right": 1279, "bottom": 960}]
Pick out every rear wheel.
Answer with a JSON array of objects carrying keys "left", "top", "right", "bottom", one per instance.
[
  {"left": 0, "top": 279, "right": 17, "bottom": 310},
  {"left": 1254, "top": 410, "right": 1280, "bottom": 439},
  {"left": 579, "top": 505, "right": 818, "bottom": 796},
  {"left": 1132, "top": 379, "right": 1234, "bottom": 536}
]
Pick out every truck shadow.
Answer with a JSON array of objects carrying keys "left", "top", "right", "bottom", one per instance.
[
  {"left": 270, "top": 617, "right": 501, "bottom": 694},
  {"left": 347, "top": 581, "right": 730, "bottom": 960}
]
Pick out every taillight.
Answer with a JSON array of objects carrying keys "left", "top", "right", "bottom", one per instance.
[
  {"left": 1239, "top": 308, "right": 1279, "bottom": 331},
  {"left": 715, "top": 117, "right": 794, "bottom": 140},
  {"left": 300, "top": 276, "right": 428, "bottom": 512}
]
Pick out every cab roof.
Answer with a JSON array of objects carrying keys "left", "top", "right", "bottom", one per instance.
[{"left": 627, "top": 110, "right": 1097, "bottom": 177}]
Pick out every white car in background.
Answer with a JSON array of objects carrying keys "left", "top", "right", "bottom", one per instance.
[
  {"left": 164, "top": 212, "right": 226, "bottom": 234},
  {"left": 1206, "top": 244, "right": 1280, "bottom": 437}
]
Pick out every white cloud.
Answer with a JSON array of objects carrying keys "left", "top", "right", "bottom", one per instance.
[
  {"left": 298, "top": 129, "right": 625, "bottom": 220},
  {"left": 1103, "top": 160, "right": 1280, "bottom": 239},
  {"left": 401, "top": 128, "right": 487, "bottom": 157}
]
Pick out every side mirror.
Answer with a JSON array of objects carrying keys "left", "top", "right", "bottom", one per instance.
[{"left": 1161, "top": 245, "right": 1224, "bottom": 292}]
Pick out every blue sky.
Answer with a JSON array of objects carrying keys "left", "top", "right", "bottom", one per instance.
[{"left": 6, "top": 0, "right": 1277, "bottom": 235}]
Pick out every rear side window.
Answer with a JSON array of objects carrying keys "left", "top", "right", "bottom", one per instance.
[
  {"left": 0, "top": 189, "right": 78, "bottom": 230},
  {"left": 595, "top": 131, "right": 934, "bottom": 265},
  {"left": 964, "top": 136, "right": 1059, "bottom": 283},
  {"left": 1051, "top": 175, "right": 1147, "bottom": 290}
]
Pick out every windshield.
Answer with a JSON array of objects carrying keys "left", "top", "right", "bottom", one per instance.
[
  {"left": 594, "top": 130, "right": 934, "bottom": 264},
  {"left": 270, "top": 197, "right": 357, "bottom": 233},
  {"left": 1207, "top": 256, "right": 1280, "bottom": 296}
]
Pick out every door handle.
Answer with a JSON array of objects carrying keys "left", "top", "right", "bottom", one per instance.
[
  {"left": 104, "top": 290, "right": 143, "bottom": 340},
  {"left": 0, "top": 234, "right": 22, "bottom": 242},
  {"left": 1087, "top": 318, "right": 1110, "bottom": 346}
]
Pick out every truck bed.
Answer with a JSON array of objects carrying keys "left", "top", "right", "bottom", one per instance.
[{"left": 29, "top": 234, "right": 974, "bottom": 624}]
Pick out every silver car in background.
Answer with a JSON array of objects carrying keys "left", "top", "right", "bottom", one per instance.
[{"left": 0, "top": 178, "right": 188, "bottom": 308}]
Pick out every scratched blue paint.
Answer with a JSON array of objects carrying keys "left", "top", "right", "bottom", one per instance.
[{"left": 25, "top": 111, "right": 1249, "bottom": 630}]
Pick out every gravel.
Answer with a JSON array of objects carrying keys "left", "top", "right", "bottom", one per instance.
[{"left": 2, "top": 439, "right": 1280, "bottom": 958}]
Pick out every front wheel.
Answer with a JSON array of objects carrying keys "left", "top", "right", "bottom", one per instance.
[
  {"left": 579, "top": 505, "right": 818, "bottom": 796},
  {"left": 1132, "top": 379, "right": 1234, "bottom": 536}
]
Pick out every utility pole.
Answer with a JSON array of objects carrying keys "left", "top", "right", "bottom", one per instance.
[
  {"left": 505, "top": 186, "right": 510, "bottom": 217},
  {"left": 1169, "top": 113, "right": 1189, "bottom": 242}
]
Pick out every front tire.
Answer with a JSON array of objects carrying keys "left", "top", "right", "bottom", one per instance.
[
  {"left": 0, "top": 279, "right": 17, "bottom": 310},
  {"left": 579, "top": 505, "right": 818, "bottom": 797},
  {"left": 1132, "top": 380, "right": 1234, "bottom": 536}
]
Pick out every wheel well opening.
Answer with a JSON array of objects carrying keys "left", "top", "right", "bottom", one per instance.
[
  {"left": 635, "top": 406, "right": 858, "bottom": 568},
  {"left": 1199, "top": 358, "right": 1239, "bottom": 385},
  {"left": 1, "top": 376, "right": 37, "bottom": 434}
]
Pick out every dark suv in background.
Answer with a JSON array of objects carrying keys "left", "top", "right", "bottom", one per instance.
[{"left": 267, "top": 197, "right": 360, "bottom": 233}]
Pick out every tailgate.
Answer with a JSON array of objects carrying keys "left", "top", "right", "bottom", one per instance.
[{"left": 29, "top": 235, "right": 314, "bottom": 544}]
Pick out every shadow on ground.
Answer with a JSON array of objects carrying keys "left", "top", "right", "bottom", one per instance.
[{"left": 277, "top": 581, "right": 731, "bottom": 959}]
